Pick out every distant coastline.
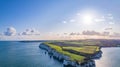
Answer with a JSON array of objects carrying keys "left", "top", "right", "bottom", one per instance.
[{"left": 19, "top": 40, "right": 47, "bottom": 42}]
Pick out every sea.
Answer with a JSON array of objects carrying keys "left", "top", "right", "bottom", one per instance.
[{"left": 0, "top": 41, "right": 120, "bottom": 67}]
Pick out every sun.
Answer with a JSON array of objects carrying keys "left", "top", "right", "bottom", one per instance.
[{"left": 82, "top": 14, "right": 94, "bottom": 25}]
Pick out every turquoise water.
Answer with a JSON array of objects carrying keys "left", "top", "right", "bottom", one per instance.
[
  {"left": 0, "top": 41, "right": 63, "bottom": 67},
  {"left": 0, "top": 41, "right": 120, "bottom": 67}
]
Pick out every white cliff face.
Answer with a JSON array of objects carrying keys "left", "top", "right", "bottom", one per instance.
[{"left": 39, "top": 43, "right": 96, "bottom": 67}]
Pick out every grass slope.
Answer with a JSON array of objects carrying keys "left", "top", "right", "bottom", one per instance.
[{"left": 44, "top": 42, "right": 85, "bottom": 62}]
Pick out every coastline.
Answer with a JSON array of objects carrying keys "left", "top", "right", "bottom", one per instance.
[{"left": 39, "top": 43, "right": 102, "bottom": 67}]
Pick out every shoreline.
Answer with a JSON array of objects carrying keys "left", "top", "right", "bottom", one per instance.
[{"left": 39, "top": 43, "right": 101, "bottom": 67}]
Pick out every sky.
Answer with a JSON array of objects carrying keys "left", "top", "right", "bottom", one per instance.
[{"left": 0, "top": 0, "right": 120, "bottom": 40}]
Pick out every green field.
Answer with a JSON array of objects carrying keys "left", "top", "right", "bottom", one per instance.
[
  {"left": 63, "top": 46, "right": 100, "bottom": 54},
  {"left": 63, "top": 41, "right": 101, "bottom": 46},
  {"left": 44, "top": 42, "right": 85, "bottom": 62},
  {"left": 43, "top": 41, "right": 101, "bottom": 62}
]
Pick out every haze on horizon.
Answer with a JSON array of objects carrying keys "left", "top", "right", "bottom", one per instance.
[{"left": 0, "top": 0, "right": 120, "bottom": 40}]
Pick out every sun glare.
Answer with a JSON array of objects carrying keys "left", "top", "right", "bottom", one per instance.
[{"left": 82, "top": 14, "right": 94, "bottom": 25}]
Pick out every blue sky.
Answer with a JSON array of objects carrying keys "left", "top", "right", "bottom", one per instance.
[{"left": 0, "top": 0, "right": 120, "bottom": 39}]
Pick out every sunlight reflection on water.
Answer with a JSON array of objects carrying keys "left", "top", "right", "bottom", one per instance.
[{"left": 95, "top": 48, "right": 120, "bottom": 67}]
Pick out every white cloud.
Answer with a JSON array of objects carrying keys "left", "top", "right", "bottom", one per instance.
[
  {"left": 106, "top": 14, "right": 114, "bottom": 20},
  {"left": 22, "top": 28, "right": 40, "bottom": 35},
  {"left": 94, "top": 18, "right": 105, "bottom": 22},
  {"left": 62, "top": 21, "right": 67, "bottom": 23},
  {"left": 109, "top": 22, "right": 114, "bottom": 25},
  {"left": 101, "top": 16, "right": 105, "bottom": 19},
  {"left": 69, "top": 19, "right": 76, "bottom": 23},
  {"left": 76, "top": 13, "right": 81, "bottom": 16},
  {"left": 4, "top": 27, "right": 16, "bottom": 36},
  {"left": 108, "top": 16, "right": 113, "bottom": 20}
]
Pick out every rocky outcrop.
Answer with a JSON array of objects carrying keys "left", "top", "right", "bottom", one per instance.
[
  {"left": 91, "top": 51, "right": 102, "bottom": 59},
  {"left": 39, "top": 43, "right": 96, "bottom": 67}
]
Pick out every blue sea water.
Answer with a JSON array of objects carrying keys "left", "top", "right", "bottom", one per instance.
[
  {"left": 0, "top": 41, "right": 63, "bottom": 67},
  {"left": 0, "top": 41, "right": 120, "bottom": 67}
]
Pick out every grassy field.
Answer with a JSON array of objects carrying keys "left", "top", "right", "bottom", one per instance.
[
  {"left": 44, "top": 42, "right": 85, "bottom": 62},
  {"left": 63, "top": 41, "right": 101, "bottom": 46},
  {"left": 43, "top": 41, "right": 100, "bottom": 62},
  {"left": 63, "top": 46, "right": 100, "bottom": 54}
]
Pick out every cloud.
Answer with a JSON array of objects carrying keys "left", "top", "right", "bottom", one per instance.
[
  {"left": 62, "top": 21, "right": 67, "bottom": 23},
  {"left": 109, "top": 22, "right": 114, "bottom": 25},
  {"left": 108, "top": 16, "right": 113, "bottom": 20},
  {"left": 69, "top": 32, "right": 76, "bottom": 35},
  {"left": 22, "top": 28, "right": 40, "bottom": 35},
  {"left": 106, "top": 14, "right": 114, "bottom": 21},
  {"left": 69, "top": 19, "right": 76, "bottom": 23},
  {"left": 107, "top": 13, "right": 112, "bottom": 16},
  {"left": 101, "top": 16, "right": 105, "bottom": 19},
  {"left": 110, "top": 32, "right": 120, "bottom": 37},
  {"left": 76, "top": 13, "right": 81, "bottom": 16},
  {"left": 104, "top": 27, "right": 112, "bottom": 30},
  {"left": 0, "top": 33, "right": 2, "bottom": 35},
  {"left": 94, "top": 13, "right": 115, "bottom": 25},
  {"left": 63, "top": 33, "right": 68, "bottom": 35},
  {"left": 94, "top": 18, "right": 105, "bottom": 22},
  {"left": 69, "top": 32, "right": 81, "bottom": 35},
  {"left": 82, "top": 30, "right": 111, "bottom": 36},
  {"left": 4, "top": 27, "right": 16, "bottom": 36},
  {"left": 82, "top": 30, "right": 100, "bottom": 35},
  {"left": 62, "top": 19, "right": 76, "bottom": 24},
  {"left": 102, "top": 32, "right": 110, "bottom": 36}
]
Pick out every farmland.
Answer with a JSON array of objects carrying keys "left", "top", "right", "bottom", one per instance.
[
  {"left": 42, "top": 40, "right": 103, "bottom": 62},
  {"left": 43, "top": 42, "right": 85, "bottom": 62}
]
